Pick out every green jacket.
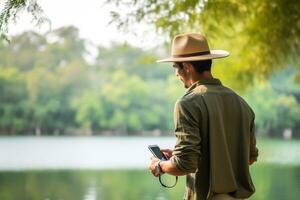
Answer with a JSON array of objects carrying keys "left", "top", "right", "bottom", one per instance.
[{"left": 170, "top": 78, "right": 258, "bottom": 200}]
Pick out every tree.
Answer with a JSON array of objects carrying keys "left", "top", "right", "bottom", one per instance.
[
  {"left": 0, "top": 67, "right": 28, "bottom": 134},
  {"left": 0, "top": 0, "right": 47, "bottom": 41},
  {"left": 0, "top": 26, "right": 90, "bottom": 135},
  {"left": 2, "top": 0, "right": 299, "bottom": 88},
  {"left": 1, "top": 23, "right": 299, "bottom": 137},
  {"left": 107, "top": 0, "right": 300, "bottom": 88},
  {"left": 244, "top": 65, "right": 300, "bottom": 138},
  {"left": 94, "top": 43, "right": 178, "bottom": 133}
]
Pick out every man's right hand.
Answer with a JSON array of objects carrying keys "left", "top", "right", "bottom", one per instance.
[{"left": 161, "top": 149, "right": 173, "bottom": 160}]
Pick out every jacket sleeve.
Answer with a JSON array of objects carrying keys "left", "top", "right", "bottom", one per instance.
[{"left": 170, "top": 99, "right": 201, "bottom": 173}]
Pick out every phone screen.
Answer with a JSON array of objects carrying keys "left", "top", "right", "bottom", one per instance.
[{"left": 148, "top": 145, "right": 168, "bottom": 160}]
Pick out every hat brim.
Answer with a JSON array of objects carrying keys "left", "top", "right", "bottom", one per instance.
[{"left": 156, "top": 50, "right": 229, "bottom": 63}]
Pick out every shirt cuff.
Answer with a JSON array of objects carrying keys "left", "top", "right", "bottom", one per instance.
[{"left": 170, "top": 155, "right": 197, "bottom": 173}]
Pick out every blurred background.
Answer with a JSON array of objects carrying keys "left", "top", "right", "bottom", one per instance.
[{"left": 0, "top": 0, "right": 299, "bottom": 199}]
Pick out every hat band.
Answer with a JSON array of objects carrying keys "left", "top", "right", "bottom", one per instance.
[{"left": 173, "top": 51, "right": 210, "bottom": 58}]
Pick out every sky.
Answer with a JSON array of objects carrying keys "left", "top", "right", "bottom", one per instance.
[{"left": 9, "top": 0, "right": 164, "bottom": 49}]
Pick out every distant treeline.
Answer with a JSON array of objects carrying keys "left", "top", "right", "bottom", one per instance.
[{"left": 0, "top": 26, "right": 299, "bottom": 138}]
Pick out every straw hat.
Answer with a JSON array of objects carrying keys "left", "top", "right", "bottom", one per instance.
[{"left": 157, "top": 33, "right": 229, "bottom": 62}]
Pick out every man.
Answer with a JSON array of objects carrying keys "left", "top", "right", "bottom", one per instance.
[{"left": 149, "top": 33, "right": 258, "bottom": 200}]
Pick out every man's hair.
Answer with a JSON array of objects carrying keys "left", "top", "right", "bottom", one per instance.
[
  {"left": 189, "top": 60, "right": 212, "bottom": 74},
  {"left": 175, "top": 60, "right": 212, "bottom": 74}
]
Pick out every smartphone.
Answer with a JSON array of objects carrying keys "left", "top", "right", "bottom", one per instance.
[{"left": 148, "top": 145, "right": 168, "bottom": 161}]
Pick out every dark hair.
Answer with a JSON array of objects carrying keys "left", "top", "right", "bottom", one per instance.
[
  {"left": 189, "top": 60, "right": 212, "bottom": 74},
  {"left": 175, "top": 60, "right": 212, "bottom": 74},
  {"left": 174, "top": 62, "right": 184, "bottom": 69}
]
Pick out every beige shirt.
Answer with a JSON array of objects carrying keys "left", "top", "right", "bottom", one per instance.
[{"left": 170, "top": 78, "right": 258, "bottom": 200}]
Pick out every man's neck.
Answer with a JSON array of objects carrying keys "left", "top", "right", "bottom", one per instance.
[{"left": 189, "top": 71, "right": 213, "bottom": 85}]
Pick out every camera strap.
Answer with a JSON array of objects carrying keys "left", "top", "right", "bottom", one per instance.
[{"left": 159, "top": 175, "right": 178, "bottom": 188}]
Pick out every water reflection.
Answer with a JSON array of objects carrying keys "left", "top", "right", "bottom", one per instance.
[
  {"left": 84, "top": 181, "right": 97, "bottom": 200},
  {"left": 1, "top": 137, "right": 300, "bottom": 170},
  {"left": 0, "top": 164, "right": 299, "bottom": 200},
  {"left": 0, "top": 137, "right": 176, "bottom": 170},
  {"left": 0, "top": 137, "right": 299, "bottom": 199}
]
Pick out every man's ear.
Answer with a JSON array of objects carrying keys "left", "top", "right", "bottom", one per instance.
[{"left": 182, "top": 62, "right": 194, "bottom": 73}]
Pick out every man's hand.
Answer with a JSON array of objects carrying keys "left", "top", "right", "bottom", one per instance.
[
  {"left": 149, "top": 156, "right": 160, "bottom": 177},
  {"left": 149, "top": 153, "right": 189, "bottom": 176},
  {"left": 161, "top": 148, "right": 173, "bottom": 159}
]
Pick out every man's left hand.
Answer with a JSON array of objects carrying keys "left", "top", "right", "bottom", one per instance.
[{"left": 149, "top": 156, "right": 160, "bottom": 177}]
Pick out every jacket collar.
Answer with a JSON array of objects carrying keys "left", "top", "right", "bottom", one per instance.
[{"left": 187, "top": 78, "right": 222, "bottom": 93}]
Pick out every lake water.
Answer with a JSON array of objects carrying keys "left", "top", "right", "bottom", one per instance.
[
  {"left": 0, "top": 136, "right": 176, "bottom": 170},
  {"left": 0, "top": 137, "right": 300, "bottom": 200}
]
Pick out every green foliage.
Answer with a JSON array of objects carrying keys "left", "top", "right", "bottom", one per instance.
[
  {"left": 0, "top": 26, "right": 299, "bottom": 137},
  {"left": 0, "top": 27, "right": 89, "bottom": 135},
  {"left": 107, "top": 0, "right": 300, "bottom": 86},
  {"left": 244, "top": 66, "right": 300, "bottom": 137},
  {"left": 0, "top": 26, "right": 181, "bottom": 135},
  {"left": 244, "top": 81, "right": 279, "bottom": 136},
  {"left": 1, "top": 0, "right": 299, "bottom": 87},
  {"left": 72, "top": 90, "right": 105, "bottom": 130},
  {"left": 0, "top": 67, "right": 27, "bottom": 134},
  {"left": 0, "top": 0, "right": 48, "bottom": 41}
]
